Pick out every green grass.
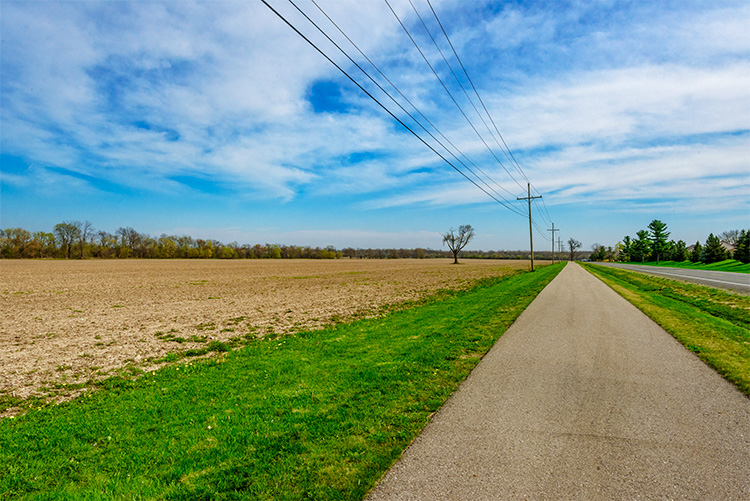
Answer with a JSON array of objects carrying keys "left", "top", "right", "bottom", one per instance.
[
  {"left": 584, "top": 264, "right": 750, "bottom": 395},
  {"left": 628, "top": 259, "right": 750, "bottom": 273},
  {"left": 0, "top": 263, "right": 563, "bottom": 500}
]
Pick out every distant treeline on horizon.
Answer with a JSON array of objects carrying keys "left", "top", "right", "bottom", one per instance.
[{"left": 0, "top": 224, "right": 580, "bottom": 261}]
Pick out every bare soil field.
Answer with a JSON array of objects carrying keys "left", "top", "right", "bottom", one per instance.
[{"left": 1, "top": 258, "right": 532, "bottom": 412}]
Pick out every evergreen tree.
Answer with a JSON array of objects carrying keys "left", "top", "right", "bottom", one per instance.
[
  {"left": 671, "top": 240, "right": 688, "bottom": 262},
  {"left": 734, "top": 230, "right": 750, "bottom": 264},
  {"left": 621, "top": 236, "right": 633, "bottom": 262},
  {"left": 590, "top": 244, "right": 606, "bottom": 261},
  {"left": 701, "top": 233, "right": 727, "bottom": 264},
  {"left": 633, "top": 230, "right": 651, "bottom": 263},
  {"left": 648, "top": 219, "right": 670, "bottom": 264},
  {"left": 690, "top": 241, "right": 702, "bottom": 263},
  {"left": 663, "top": 240, "right": 675, "bottom": 261}
]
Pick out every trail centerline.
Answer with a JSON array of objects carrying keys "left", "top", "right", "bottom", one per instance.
[{"left": 367, "top": 262, "right": 750, "bottom": 500}]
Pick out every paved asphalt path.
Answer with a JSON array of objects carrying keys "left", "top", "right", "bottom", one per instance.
[
  {"left": 367, "top": 262, "right": 750, "bottom": 500},
  {"left": 594, "top": 262, "right": 750, "bottom": 294}
]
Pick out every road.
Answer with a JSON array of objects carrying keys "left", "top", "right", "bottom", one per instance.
[
  {"left": 367, "top": 262, "right": 750, "bottom": 500},
  {"left": 593, "top": 262, "right": 750, "bottom": 294}
]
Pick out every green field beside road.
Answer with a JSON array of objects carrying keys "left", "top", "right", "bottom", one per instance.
[
  {"left": 1, "top": 264, "right": 563, "bottom": 500},
  {"left": 584, "top": 264, "right": 750, "bottom": 395},
  {"left": 625, "top": 259, "right": 750, "bottom": 274}
]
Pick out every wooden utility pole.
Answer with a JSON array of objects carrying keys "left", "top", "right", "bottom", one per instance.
[
  {"left": 547, "top": 223, "right": 559, "bottom": 263},
  {"left": 517, "top": 183, "right": 542, "bottom": 271},
  {"left": 558, "top": 237, "right": 563, "bottom": 259}
]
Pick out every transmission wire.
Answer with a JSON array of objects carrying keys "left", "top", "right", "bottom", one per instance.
[
  {"left": 407, "top": 0, "right": 526, "bottom": 193},
  {"left": 308, "top": 0, "right": 519, "bottom": 202},
  {"left": 288, "top": 0, "right": 524, "bottom": 214},
  {"left": 425, "top": 0, "right": 530, "bottom": 185},
  {"left": 425, "top": 0, "right": 558, "bottom": 223},
  {"left": 260, "top": 0, "right": 525, "bottom": 215},
  {"left": 384, "top": 0, "right": 529, "bottom": 214}
]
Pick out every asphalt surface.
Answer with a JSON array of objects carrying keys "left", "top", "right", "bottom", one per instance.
[
  {"left": 593, "top": 262, "right": 750, "bottom": 294},
  {"left": 366, "top": 262, "right": 750, "bottom": 500}
]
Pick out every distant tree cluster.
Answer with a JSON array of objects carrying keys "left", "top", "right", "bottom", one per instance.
[
  {"left": 591, "top": 219, "right": 749, "bottom": 264},
  {"left": 1, "top": 221, "right": 559, "bottom": 261},
  {"left": 0, "top": 222, "right": 350, "bottom": 260}
]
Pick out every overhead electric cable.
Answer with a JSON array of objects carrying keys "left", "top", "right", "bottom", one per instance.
[
  {"left": 384, "top": 0, "right": 529, "bottom": 209},
  {"left": 426, "top": 0, "right": 556, "bottom": 225},
  {"left": 535, "top": 197, "right": 554, "bottom": 227},
  {"left": 307, "top": 0, "right": 519, "bottom": 201},
  {"left": 532, "top": 196, "right": 553, "bottom": 226},
  {"left": 288, "top": 0, "right": 524, "bottom": 212},
  {"left": 532, "top": 218, "right": 551, "bottom": 241},
  {"left": 260, "top": 0, "right": 525, "bottom": 215},
  {"left": 407, "top": 0, "right": 526, "bottom": 193},
  {"left": 425, "top": 0, "right": 531, "bottom": 186},
  {"left": 537, "top": 189, "right": 554, "bottom": 222}
]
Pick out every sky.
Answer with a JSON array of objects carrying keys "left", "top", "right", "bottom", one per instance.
[{"left": 1, "top": 0, "right": 749, "bottom": 252}]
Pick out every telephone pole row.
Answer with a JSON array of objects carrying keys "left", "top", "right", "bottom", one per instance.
[
  {"left": 517, "top": 183, "right": 542, "bottom": 271},
  {"left": 547, "top": 223, "right": 559, "bottom": 263}
]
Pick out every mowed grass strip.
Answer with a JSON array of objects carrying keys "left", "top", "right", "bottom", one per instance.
[
  {"left": 631, "top": 259, "right": 750, "bottom": 274},
  {"left": 0, "top": 263, "right": 563, "bottom": 500},
  {"left": 584, "top": 264, "right": 750, "bottom": 395}
]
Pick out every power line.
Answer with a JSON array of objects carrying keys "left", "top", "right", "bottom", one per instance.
[
  {"left": 533, "top": 196, "right": 553, "bottom": 227},
  {"left": 265, "top": 1, "right": 554, "bottom": 232},
  {"left": 289, "top": 0, "right": 524, "bottom": 215},
  {"left": 406, "top": 0, "right": 525, "bottom": 194},
  {"left": 260, "top": 0, "right": 525, "bottom": 215},
  {"left": 425, "top": 0, "right": 530, "bottom": 186},
  {"left": 384, "top": 0, "right": 528, "bottom": 202},
  {"left": 424, "top": 0, "right": 556, "bottom": 227},
  {"left": 303, "top": 0, "right": 523, "bottom": 207},
  {"left": 532, "top": 218, "right": 551, "bottom": 242}
]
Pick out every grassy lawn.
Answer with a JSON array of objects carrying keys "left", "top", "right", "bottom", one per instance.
[
  {"left": 625, "top": 259, "right": 750, "bottom": 273},
  {"left": 584, "top": 264, "right": 750, "bottom": 395},
  {"left": 0, "top": 263, "right": 563, "bottom": 500}
]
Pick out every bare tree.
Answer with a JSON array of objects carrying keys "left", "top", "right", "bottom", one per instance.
[
  {"left": 568, "top": 238, "right": 582, "bottom": 262},
  {"left": 79, "top": 221, "right": 94, "bottom": 259},
  {"left": 116, "top": 227, "right": 141, "bottom": 258},
  {"left": 719, "top": 230, "right": 740, "bottom": 246},
  {"left": 442, "top": 225, "right": 475, "bottom": 264},
  {"left": 54, "top": 222, "right": 81, "bottom": 259}
]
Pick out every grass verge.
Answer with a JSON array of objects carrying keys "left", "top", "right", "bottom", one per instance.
[
  {"left": 625, "top": 259, "right": 750, "bottom": 273},
  {"left": 0, "top": 263, "right": 563, "bottom": 500},
  {"left": 583, "top": 264, "right": 750, "bottom": 395}
]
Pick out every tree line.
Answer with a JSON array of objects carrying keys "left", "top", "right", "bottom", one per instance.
[
  {"left": 589, "top": 220, "right": 750, "bottom": 264},
  {"left": 0, "top": 223, "right": 348, "bottom": 260},
  {"left": 1, "top": 221, "right": 570, "bottom": 261}
]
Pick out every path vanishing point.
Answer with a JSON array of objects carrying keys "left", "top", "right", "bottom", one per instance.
[{"left": 367, "top": 262, "right": 750, "bottom": 500}]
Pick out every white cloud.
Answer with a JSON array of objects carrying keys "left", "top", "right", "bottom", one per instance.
[
  {"left": 529, "top": 138, "right": 750, "bottom": 211},
  {"left": 0, "top": 0, "right": 439, "bottom": 201},
  {"left": 492, "top": 63, "right": 750, "bottom": 151}
]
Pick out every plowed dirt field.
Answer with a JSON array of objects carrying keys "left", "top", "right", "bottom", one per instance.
[{"left": 1, "top": 259, "right": 531, "bottom": 412}]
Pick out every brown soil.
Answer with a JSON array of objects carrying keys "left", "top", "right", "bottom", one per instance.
[{"left": 0, "top": 258, "right": 531, "bottom": 413}]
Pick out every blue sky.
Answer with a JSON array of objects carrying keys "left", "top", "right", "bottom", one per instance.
[{"left": 1, "top": 0, "right": 749, "bottom": 251}]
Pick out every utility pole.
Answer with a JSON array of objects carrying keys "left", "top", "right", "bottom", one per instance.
[
  {"left": 517, "top": 183, "right": 542, "bottom": 271},
  {"left": 547, "top": 223, "right": 559, "bottom": 263},
  {"left": 558, "top": 237, "right": 563, "bottom": 259}
]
